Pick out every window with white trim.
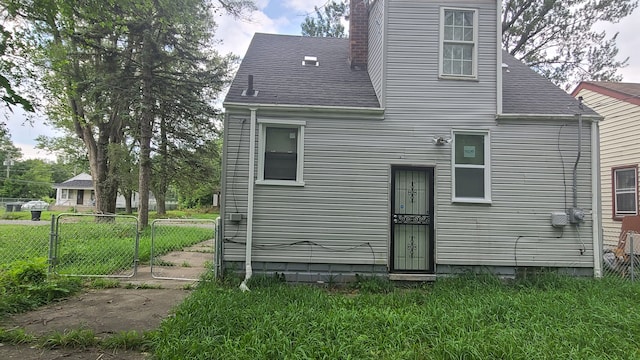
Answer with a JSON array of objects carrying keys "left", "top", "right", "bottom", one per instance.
[
  {"left": 613, "top": 166, "right": 637, "bottom": 218},
  {"left": 452, "top": 131, "right": 491, "bottom": 202},
  {"left": 257, "top": 119, "right": 305, "bottom": 186},
  {"left": 61, "top": 189, "right": 69, "bottom": 200},
  {"left": 440, "top": 8, "right": 477, "bottom": 78}
]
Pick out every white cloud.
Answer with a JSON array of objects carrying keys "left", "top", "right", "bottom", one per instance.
[
  {"left": 283, "top": 0, "right": 327, "bottom": 14},
  {"left": 214, "top": 10, "right": 289, "bottom": 57},
  {"left": 15, "top": 143, "right": 57, "bottom": 161}
]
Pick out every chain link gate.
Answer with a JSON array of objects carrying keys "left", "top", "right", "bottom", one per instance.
[
  {"left": 50, "top": 213, "right": 139, "bottom": 277},
  {"left": 150, "top": 219, "right": 216, "bottom": 281}
]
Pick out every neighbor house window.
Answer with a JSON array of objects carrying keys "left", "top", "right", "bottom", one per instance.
[
  {"left": 452, "top": 130, "right": 491, "bottom": 203},
  {"left": 440, "top": 8, "right": 477, "bottom": 78},
  {"left": 613, "top": 166, "right": 638, "bottom": 219},
  {"left": 257, "top": 119, "right": 305, "bottom": 186},
  {"left": 61, "top": 189, "right": 69, "bottom": 200}
]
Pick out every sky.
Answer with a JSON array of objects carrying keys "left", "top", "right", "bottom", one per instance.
[{"left": 3, "top": 0, "right": 640, "bottom": 161}]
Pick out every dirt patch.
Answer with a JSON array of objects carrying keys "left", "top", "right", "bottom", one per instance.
[
  {"left": 1, "top": 288, "right": 190, "bottom": 336},
  {"left": 0, "top": 344, "right": 148, "bottom": 360},
  {"left": 0, "top": 241, "right": 214, "bottom": 359}
]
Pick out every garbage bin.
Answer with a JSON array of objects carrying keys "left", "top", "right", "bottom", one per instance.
[
  {"left": 31, "top": 210, "right": 42, "bottom": 221},
  {"left": 5, "top": 203, "right": 23, "bottom": 212}
]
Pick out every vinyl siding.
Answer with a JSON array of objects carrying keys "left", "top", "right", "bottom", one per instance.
[
  {"left": 223, "top": 110, "right": 595, "bottom": 268},
  {"left": 577, "top": 88, "right": 640, "bottom": 247},
  {"left": 368, "top": 0, "right": 385, "bottom": 104},
  {"left": 221, "top": 0, "right": 595, "bottom": 271}
]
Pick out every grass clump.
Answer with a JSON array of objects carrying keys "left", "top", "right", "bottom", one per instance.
[
  {"left": 40, "top": 329, "right": 99, "bottom": 349},
  {"left": 102, "top": 330, "right": 153, "bottom": 351},
  {"left": 152, "top": 274, "right": 640, "bottom": 359},
  {"left": 0, "top": 258, "right": 82, "bottom": 316},
  {"left": 0, "top": 327, "right": 37, "bottom": 344}
]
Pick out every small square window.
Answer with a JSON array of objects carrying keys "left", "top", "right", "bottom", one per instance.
[
  {"left": 452, "top": 131, "right": 491, "bottom": 203},
  {"left": 257, "top": 120, "right": 305, "bottom": 186},
  {"left": 613, "top": 166, "right": 638, "bottom": 219}
]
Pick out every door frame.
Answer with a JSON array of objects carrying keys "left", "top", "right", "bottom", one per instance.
[{"left": 390, "top": 165, "right": 435, "bottom": 273}]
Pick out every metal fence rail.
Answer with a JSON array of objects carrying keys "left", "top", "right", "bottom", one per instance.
[
  {"left": 52, "top": 213, "right": 139, "bottom": 277},
  {"left": 150, "top": 219, "right": 216, "bottom": 281}
]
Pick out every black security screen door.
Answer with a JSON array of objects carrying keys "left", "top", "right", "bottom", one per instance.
[{"left": 391, "top": 166, "right": 435, "bottom": 273}]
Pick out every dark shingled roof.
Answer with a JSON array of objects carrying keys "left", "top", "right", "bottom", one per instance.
[
  {"left": 502, "top": 51, "right": 599, "bottom": 116},
  {"left": 225, "top": 33, "right": 595, "bottom": 117},
  {"left": 224, "top": 33, "right": 380, "bottom": 108},
  {"left": 54, "top": 179, "right": 93, "bottom": 189}
]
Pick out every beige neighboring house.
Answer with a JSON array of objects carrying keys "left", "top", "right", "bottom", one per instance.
[
  {"left": 572, "top": 82, "right": 640, "bottom": 247},
  {"left": 53, "top": 173, "right": 95, "bottom": 208}
]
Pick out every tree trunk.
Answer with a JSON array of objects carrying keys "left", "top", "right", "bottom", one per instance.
[
  {"left": 137, "top": 30, "right": 154, "bottom": 228},
  {"left": 124, "top": 189, "right": 133, "bottom": 214},
  {"left": 155, "top": 115, "right": 169, "bottom": 216},
  {"left": 155, "top": 191, "right": 166, "bottom": 214}
]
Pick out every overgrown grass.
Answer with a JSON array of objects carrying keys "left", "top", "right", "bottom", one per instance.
[
  {"left": 0, "top": 258, "right": 82, "bottom": 317},
  {"left": 152, "top": 274, "right": 640, "bottom": 359},
  {"left": 0, "top": 225, "right": 51, "bottom": 265}
]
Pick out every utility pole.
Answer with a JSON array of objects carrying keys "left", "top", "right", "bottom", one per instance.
[{"left": 3, "top": 158, "right": 14, "bottom": 178}]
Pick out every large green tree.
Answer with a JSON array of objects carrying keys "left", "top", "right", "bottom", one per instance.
[
  {"left": 502, "top": 0, "right": 638, "bottom": 87},
  {"left": 4, "top": 0, "right": 251, "bottom": 225},
  {"left": 301, "top": 1, "right": 347, "bottom": 38}
]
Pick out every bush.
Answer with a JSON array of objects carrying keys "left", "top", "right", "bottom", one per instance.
[{"left": 0, "top": 258, "right": 81, "bottom": 316}]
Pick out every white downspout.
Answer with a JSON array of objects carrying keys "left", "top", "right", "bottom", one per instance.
[
  {"left": 240, "top": 107, "right": 258, "bottom": 291},
  {"left": 591, "top": 120, "right": 602, "bottom": 278}
]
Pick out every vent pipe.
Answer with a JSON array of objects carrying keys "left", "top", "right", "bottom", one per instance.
[{"left": 246, "top": 75, "right": 255, "bottom": 96}]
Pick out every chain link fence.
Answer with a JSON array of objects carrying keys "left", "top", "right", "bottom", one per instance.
[
  {"left": 150, "top": 219, "right": 216, "bottom": 281},
  {"left": 1, "top": 215, "right": 220, "bottom": 281},
  {"left": 603, "top": 231, "right": 640, "bottom": 281},
  {"left": 52, "top": 213, "right": 140, "bottom": 277},
  {"left": 0, "top": 216, "right": 53, "bottom": 267}
]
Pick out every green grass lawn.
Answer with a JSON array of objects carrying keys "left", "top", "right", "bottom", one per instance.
[{"left": 152, "top": 275, "right": 640, "bottom": 359}]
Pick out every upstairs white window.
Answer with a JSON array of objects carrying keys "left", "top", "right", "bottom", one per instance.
[
  {"left": 257, "top": 119, "right": 305, "bottom": 186},
  {"left": 440, "top": 8, "right": 477, "bottom": 78},
  {"left": 613, "top": 166, "right": 638, "bottom": 219},
  {"left": 452, "top": 130, "right": 491, "bottom": 203}
]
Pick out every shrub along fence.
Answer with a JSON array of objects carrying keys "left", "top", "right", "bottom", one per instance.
[{"left": 0, "top": 214, "right": 220, "bottom": 279}]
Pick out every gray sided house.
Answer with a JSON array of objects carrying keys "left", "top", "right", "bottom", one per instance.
[{"left": 221, "top": 0, "right": 603, "bottom": 283}]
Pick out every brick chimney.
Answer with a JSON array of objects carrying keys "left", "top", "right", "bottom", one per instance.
[{"left": 349, "top": 0, "right": 368, "bottom": 70}]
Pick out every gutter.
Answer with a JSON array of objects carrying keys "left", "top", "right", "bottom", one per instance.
[
  {"left": 591, "top": 120, "right": 602, "bottom": 278},
  {"left": 224, "top": 102, "right": 385, "bottom": 120},
  {"left": 239, "top": 107, "right": 257, "bottom": 292},
  {"left": 496, "top": 113, "right": 602, "bottom": 122}
]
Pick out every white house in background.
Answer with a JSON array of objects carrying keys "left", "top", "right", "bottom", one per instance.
[
  {"left": 54, "top": 173, "right": 159, "bottom": 210},
  {"left": 53, "top": 173, "right": 95, "bottom": 207},
  {"left": 572, "top": 82, "right": 640, "bottom": 247}
]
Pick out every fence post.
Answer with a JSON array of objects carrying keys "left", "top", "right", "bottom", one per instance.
[
  {"left": 48, "top": 214, "right": 56, "bottom": 274},
  {"left": 631, "top": 233, "right": 635, "bottom": 282}
]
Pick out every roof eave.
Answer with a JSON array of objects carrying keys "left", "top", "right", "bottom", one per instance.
[
  {"left": 496, "top": 113, "right": 602, "bottom": 122},
  {"left": 224, "top": 102, "right": 385, "bottom": 120}
]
